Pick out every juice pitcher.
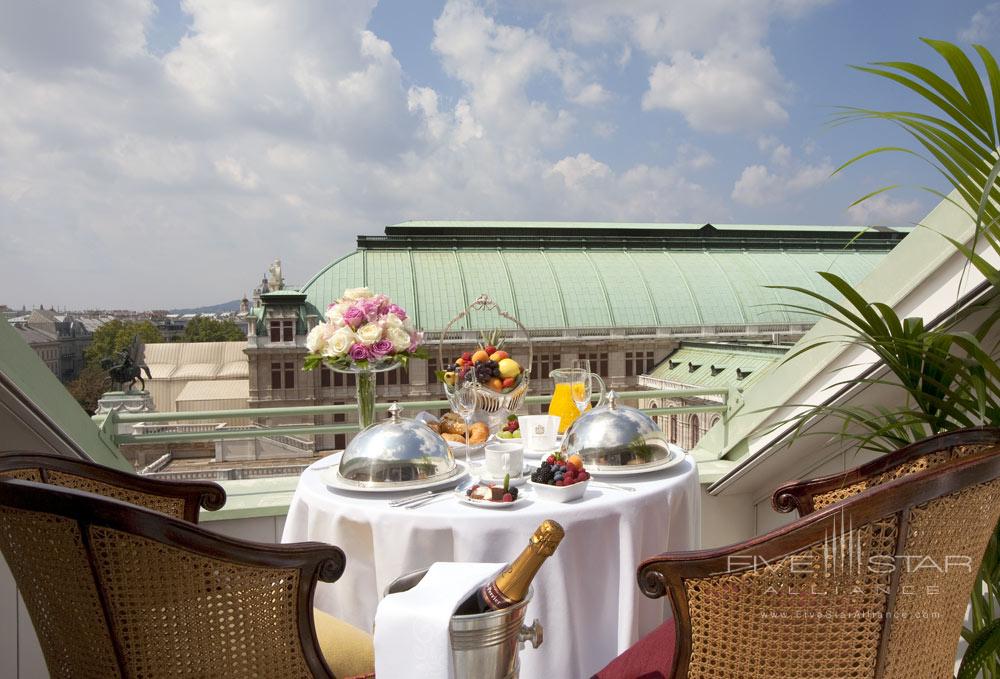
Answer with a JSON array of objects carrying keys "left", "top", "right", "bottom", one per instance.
[{"left": 547, "top": 368, "right": 607, "bottom": 433}]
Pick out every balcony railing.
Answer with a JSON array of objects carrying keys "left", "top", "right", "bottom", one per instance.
[{"left": 93, "top": 387, "right": 730, "bottom": 447}]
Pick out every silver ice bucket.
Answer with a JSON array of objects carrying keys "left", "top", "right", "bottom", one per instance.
[{"left": 385, "top": 569, "right": 544, "bottom": 679}]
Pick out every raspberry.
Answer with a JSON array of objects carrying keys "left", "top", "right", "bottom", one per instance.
[
  {"left": 555, "top": 480, "right": 564, "bottom": 487},
  {"left": 502, "top": 493, "right": 514, "bottom": 502},
  {"left": 546, "top": 455, "right": 556, "bottom": 464}
]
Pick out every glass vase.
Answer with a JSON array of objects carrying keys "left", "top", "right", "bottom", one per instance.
[{"left": 332, "top": 359, "right": 401, "bottom": 430}]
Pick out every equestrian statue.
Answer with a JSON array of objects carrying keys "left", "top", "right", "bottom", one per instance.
[{"left": 100, "top": 336, "right": 152, "bottom": 392}]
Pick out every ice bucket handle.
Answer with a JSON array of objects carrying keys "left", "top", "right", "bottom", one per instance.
[{"left": 518, "top": 619, "right": 543, "bottom": 649}]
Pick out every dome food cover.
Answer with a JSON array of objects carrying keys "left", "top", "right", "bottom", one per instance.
[
  {"left": 560, "top": 391, "right": 672, "bottom": 471},
  {"left": 337, "top": 403, "right": 459, "bottom": 488}
]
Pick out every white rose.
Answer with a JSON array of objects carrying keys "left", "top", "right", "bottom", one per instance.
[
  {"left": 305, "top": 324, "right": 328, "bottom": 354},
  {"left": 326, "top": 301, "right": 349, "bottom": 325},
  {"left": 387, "top": 326, "right": 411, "bottom": 352},
  {"left": 342, "top": 287, "right": 374, "bottom": 301},
  {"left": 383, "top": 312, "right": 404, "bottom": 329},
  {"left": 325, "top": 327, "right": 357, "bottom": 357},
  {"left": 356, "top": 322, "right": 383, "bottom": 346}
]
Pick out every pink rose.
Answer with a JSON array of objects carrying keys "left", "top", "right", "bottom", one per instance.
[
  {"left": 408, "top": 330, "right": 424, "bottom": 353},
  {"left": 387, "top": 303, "right": 407, "bottom": 321},
  {"left": 343, "top": 306, "right": 365, "bottom": 329},
  {"left": 348, "top": 342, "right": 371, "bottom": 361},
  {"left": 371, "top": 339, "right": 393, "bottom": 357}
]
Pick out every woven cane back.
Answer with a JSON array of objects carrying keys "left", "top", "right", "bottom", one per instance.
[
  {"left": 0, "top": 479, "right": 346, "bottom": 679},
  {"left": 682, "top": 517, "right": 899, "bottom": 678},
  {"left": 0, "top": 452, "right": 225, "bottom": 522},
  {"left": 640, "top": 443, "right": 1000, "bottom": 679},
  {"left": 89, "top": 526, "right": 315, "bottom": 678},
  {"left": 0, "top": 506, "right": 122, "bottom": 679},
  {"left": 880, "top": 478, "right": 1000, "bottom": 679},
  {"left": 811, "top": 442, "right": 991, "bottom": 512}
]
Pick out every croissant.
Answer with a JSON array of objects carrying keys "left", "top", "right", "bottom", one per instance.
[{"left": 468, "top": 422, "right": 489, "bottom": 444}]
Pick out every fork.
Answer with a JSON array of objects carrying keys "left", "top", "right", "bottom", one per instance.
[{"left": 388, "top": 491, "right": 433, "bottom": 507}]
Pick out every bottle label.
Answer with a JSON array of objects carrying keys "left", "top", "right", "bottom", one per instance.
[{"left": 480, "top": 580, "right": 516, "bottom": 610}]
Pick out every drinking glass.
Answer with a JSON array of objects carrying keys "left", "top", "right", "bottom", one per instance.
[
  {"left": 453, "top": 371, "right": 478, "bottom": 467},
  {"left": 571, "top": 359, "right": 593, "bottom": 414}
]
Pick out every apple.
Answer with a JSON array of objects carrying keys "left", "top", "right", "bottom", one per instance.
[
  {"left": 498, "top": 358, "right": 521, "bottom": 379},
  {"left": 472, "top": 350, "right": 490, "bottom": 364},
  {"left": 489, "top": 350, "right": 509, "bottom": 362}
]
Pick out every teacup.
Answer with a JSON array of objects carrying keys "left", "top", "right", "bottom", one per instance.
[
  {"left": 484, "top": 443, "right": 524, "bottom": 480},
  {"left": 518, "top": 415, "right": 560, "bottom": 452}
]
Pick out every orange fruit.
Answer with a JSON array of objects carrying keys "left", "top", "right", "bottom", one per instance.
[
  {"left": 568, "top": 454, "right": 584, "bottom": 470},
  {"left": 489, "top": 378, "right": 503, "bottom": 391},
  {"left": 472, "top": 350, "right": 490, "bottom": 364}
]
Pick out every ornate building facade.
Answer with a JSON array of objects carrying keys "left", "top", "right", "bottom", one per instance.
[{"left": 241, "top": 221, "right": 908, "bottom": 452}]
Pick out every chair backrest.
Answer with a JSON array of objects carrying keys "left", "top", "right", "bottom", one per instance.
[
  {"left": 772, "top": 427, "right": 1000, "bottom": 516},
  {"left": 641, "top": 442, "right": 1000, "bottom": 679},
  {"left": 0, "top": 478, "right": 344, "bottom": 679},
  {"left": 0, "top": 451, "right": 225, "bottom": 522}
]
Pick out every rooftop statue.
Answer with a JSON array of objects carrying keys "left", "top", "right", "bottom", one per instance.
[
  {"left": 100, "top": 335, "right": 152, "bottom": 392},
  {"left": 268, "top": 258, "right": 284, "bottom": 291}
]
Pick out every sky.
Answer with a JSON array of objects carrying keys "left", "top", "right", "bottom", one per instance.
[{"left": 2, "top": 0, "right": 1000, "bottom": 310}]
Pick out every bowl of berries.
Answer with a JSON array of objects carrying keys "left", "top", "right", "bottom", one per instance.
[{"left": 528, "top": 453, "right": 590, "bottom": 502}]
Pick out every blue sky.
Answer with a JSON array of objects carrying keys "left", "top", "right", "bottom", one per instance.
[{"left": 2, "top": 0, "right": 999, "bottom": 309}]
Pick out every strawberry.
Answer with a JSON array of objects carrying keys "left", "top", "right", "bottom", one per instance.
[
  {"left": 462, "top": 351, "right": 473, "bottom": 362},
  {"left": 484, "top": 345, "right": 497, "bottom": 355}
]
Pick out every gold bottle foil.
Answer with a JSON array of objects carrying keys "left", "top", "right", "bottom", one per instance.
[{"left": 486, "top": 519, "right": 565, "bottom": 607}]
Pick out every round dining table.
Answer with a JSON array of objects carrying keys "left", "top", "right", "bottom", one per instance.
[{"left": 281, "top": 452, "right": 700, "bottom": 679}]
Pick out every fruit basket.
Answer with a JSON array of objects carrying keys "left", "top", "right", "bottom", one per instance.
[{"left": 437, "top": 294, "right": 533, "bottom": 415}]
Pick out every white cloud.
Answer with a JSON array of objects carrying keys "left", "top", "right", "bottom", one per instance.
[
  {"left": 569, "top": 82, "right": 611, "bottom": 106},
  {"left": 642, "top": 46, "right": 789, "bottom": 133},
  {"left": 677, "top": 143, "right": 716, "bottom": 171},
  {"left": 847, "top": 193, "right": 924, "bottom": 225},
  {"left": 732, "top": 153, "right": 833, "bottom": 207},
  {"left": 0, "top": 0, "right": 731, "bottom": 309},
  {"left": 542, "top": 0, "right": 828, "bottom": 134},
  {"left": 960, "top": 3, "right": 1000, "bottom": 42}
]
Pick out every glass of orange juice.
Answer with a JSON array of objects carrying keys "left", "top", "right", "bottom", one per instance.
[{"left": 548, "top": 367, "right": 607, "bottom": 433}]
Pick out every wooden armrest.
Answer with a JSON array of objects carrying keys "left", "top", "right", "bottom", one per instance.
[
  {"left": 0, "top": 451, "right": 226, "bottom": 522},
  {"left": 769, "top": 426, "right": 1000, "bottom": 516}
]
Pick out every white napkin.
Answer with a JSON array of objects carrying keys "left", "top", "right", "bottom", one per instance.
[{"left": 374, "top": 561, "right": 506, "bottom": 679}]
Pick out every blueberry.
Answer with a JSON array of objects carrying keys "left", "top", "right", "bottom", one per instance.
[{"left": 554, "top": 472, "right": 563, "bottom": 481}]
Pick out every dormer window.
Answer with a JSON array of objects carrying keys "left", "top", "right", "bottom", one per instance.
[{"left": 269, "top": 319, "right": 294, "bottom": 342}]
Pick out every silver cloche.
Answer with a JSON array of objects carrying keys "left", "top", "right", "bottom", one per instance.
[
  {"left": 560, "top": 391, "right": 672, "bottom": 471},
  {"left": 337, "top": 403, "right": 458, "bottom": 488}
]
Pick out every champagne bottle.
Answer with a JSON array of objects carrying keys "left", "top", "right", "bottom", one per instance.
[{"left": 454, "top": 519, "right": 565, "bottom": 616}]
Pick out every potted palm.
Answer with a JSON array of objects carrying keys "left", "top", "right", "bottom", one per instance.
[{"left": 772, "top": 39, "right": 1000, "bottom": 677}]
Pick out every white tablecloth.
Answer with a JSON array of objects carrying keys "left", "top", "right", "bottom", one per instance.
[{"left": 282, "top": 454, "right": 700, "bottom": 679}]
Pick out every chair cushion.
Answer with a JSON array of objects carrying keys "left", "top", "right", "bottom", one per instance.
[
  {"left": 313, "top": 608, "right": 376, "bottom": 678},
  {"left": 591, "top": 617, "right": 676, "bottom": 679}
]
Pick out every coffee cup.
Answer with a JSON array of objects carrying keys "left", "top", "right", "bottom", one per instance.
[{"left": 484, "top": 443, "right": 524, "bottom": 480}]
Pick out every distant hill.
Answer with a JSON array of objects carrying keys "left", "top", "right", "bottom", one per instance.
[{"left": 169, "top": 299, "right": 242, "bottom": 315}]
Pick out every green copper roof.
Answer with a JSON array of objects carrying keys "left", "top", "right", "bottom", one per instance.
[
  {"left": 649, "top": 343, "right": 786, "bottom": 389},
  {"left": 301, "top": 247, "right": 893, "bottom": 332}
]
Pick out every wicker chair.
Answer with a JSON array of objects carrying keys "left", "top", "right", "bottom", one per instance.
[
  {"left": 0, "top": 477, "right": 375, "bottom": 679},
  {"left": 0, "top": 450, "right": 226, "bottom": 522},
  {"left": 771, "top": 426, "right": 1000, "bottom": 516},
  {"left": 596, "top": 427, "right": 1000, "bottom": 679}
]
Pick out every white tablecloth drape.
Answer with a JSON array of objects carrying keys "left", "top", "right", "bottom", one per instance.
[{"left": 282, "top": 454, "right": 700, "bottom": 679}]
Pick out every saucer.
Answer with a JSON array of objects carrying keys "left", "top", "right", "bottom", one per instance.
[{"left": 473, "top": 465, "right": 530, "bottom": 487}]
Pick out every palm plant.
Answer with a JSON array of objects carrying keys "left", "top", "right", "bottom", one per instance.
[{"left": 771, "top": 39, "right": 1000, "bottom": 676}]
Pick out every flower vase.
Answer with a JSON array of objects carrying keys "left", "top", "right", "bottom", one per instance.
[
  {"left": 355, "top": 368, "right": 376, "bottom": 429},
  {"left": 331, "top": 359, "right": 401, "bottom": 431}
]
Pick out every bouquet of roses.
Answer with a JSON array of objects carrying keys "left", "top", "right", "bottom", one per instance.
[{"left": 303, "top": 287, "right": 427, "bottom": 372}]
